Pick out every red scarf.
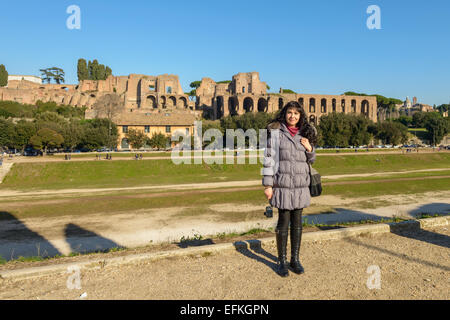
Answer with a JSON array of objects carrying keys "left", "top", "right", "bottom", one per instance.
[{"left": 286, "top": 125, "right": 299, "bottom": 137}]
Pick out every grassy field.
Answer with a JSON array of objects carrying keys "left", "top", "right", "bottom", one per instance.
[
  {"left": 51, "top": 147, "right": 413, "bottom": 159},
  {"left": 2, "top": 153, "right": 449, "bottom": 191}
]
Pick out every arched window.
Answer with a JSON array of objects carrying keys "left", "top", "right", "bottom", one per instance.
[
  {"left": 309, "top": 98, "right": 316, "bottom": 113},
  {"left": 321, "top": 98, "right": 327, "bottom": 113}
]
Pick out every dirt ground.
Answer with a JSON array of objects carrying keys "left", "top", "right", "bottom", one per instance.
[{"left": 1, "top": 225, "right": 448, "bottom": 300}]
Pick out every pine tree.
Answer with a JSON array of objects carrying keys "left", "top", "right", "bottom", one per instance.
[{"left": 0, "top": 64, "right": 8, "bottom": 87}]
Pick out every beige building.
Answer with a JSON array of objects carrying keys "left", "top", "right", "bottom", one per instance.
[
  {"left": 196, "top": 72, "right": 378, "bottom": 124},
  {"left": 115, "top": 112, "right": 196, "bottom": 150}
]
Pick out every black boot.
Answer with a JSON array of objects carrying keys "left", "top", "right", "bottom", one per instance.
[
  {"left": 290, "top": 227, "right": 305, "bottom": 274},
  {"left": 275, "top": 229, "right": 289, "bottom": 277}
]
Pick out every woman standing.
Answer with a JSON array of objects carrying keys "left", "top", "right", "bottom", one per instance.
[{"left": 262, "top": 101, "right": 317, "bottom": 277}]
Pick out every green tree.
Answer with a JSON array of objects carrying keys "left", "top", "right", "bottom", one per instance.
[
  {"left": 149, "top": 133, "right": 168, "bottom": 150},
  {"left": 348, "top": 114, "right": 373, "bottom": 146},
  {"left": 0, "top": 118, "right": 14, "bottom": 150},
  {"left": 189, "top": 81, "right": 202, "bottom": 89},
  {"left": 30, "top": 128, "right": 64, "bottom": 152},
  {"left": 39, "top": 68, "right": 53, "bottom": 84},
  {"left": 50, "top": 67, "right": 65, "bottom": 84},
  {"left": 34, "top": 111, "right": 67, "bottom": 134},
  {"left": 87, "top": 60, "right": 92, "bottom": 79},
  {"left": 0, "top": 64, "right": 8, "bottom": 87},
  {"left": 29, "top": 135, "right": 43, "bottom": 150},
  {"left": 105, "top": 66, "right": 112, "bottom": 78},
  {"left": 393, "top": 115, "right": 413, "bottom": 127},
  {"left": 126, "top": 129, "right": 146, "bottom": 150},
  {"left": 376, "top": 121, "right": 408, "bottom": 145},
  {"left": 422, "top": 113, "right": 449, "bottom": 146},
  {"left": 12, "top": 120, "right": 36, "bottom": 152},
  {"left": 77, "top": 58, "right": 89, "bottom": 81},
  {"left": 61, "top": 120, "right": 84, "bottom": 150},
  {"left": 39, "top": 67, "right": 65, "bottom": 84},
  {"left": 97, "top": 64, "right": 106, "bottom": 81},
  {"left": 318, "top": 113, "right": 352, "bottom": 147},
  {"left": 89, "top": 59, "right": 99, "bottom": 80}
]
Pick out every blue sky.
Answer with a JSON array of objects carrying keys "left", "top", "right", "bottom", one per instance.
[{"left": 1, "top": 0, "right": 449, "bottom": 105}]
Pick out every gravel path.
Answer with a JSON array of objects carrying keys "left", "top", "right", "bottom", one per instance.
[{"left": 1, "top": 225, "right": 448, "bottom": 300}]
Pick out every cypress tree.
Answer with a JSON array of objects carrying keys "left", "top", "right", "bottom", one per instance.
[
  {"left": 88, "top": 60, "right": 93, "bottom": 80},
  {"left": 91, "top": 59, "right": 99, "bottom": 80},
  {"left": 0, "top": 64, "right": 8, "bottom": 87},
  {"left": 77, "top": 59, "right": 89, "bottom": 81},
  {"left": 98, "top": 64, "right": 106, "bottom": 80},
  {"left": 105, "top": 66, "right": 112, "bottom": 78}
]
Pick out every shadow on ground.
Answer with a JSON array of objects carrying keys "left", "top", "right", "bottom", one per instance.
[
  {"left": 0, "top": 211, "right": 61, "bottom": 261},
  {"left": 235, "top": 204, "right": 450, "bottom": 276},
  {"left": 64, "top": 223, "right": 125, "bottom": 254}
]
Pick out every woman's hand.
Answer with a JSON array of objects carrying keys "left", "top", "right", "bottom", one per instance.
[
  {"left": 264, "top": 187, "right": 273, "bottom": 200},
  {"left": 300, "top": 137, "right": 313, "bottom": 152}
]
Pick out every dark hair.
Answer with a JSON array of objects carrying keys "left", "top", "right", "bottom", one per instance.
[{"left": 271, "top": 101, "right": 317, "bottom": 145}]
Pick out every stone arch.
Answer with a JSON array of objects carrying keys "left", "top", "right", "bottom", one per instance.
[
  {"left": 309, "top": 115, "right": 316, "bottom": 125},
  {"left": 278, "top": 98, "right": 284, "bottom": 110},
  {"left": 160, "top": 96, "right": 167, "bottom": 109},
  {"left": 361, "top": 100, "right": 369, "bottom": 115},
  {"left": 351, "top": 99, "right": 357, "bottom": 113},
  {"left": 90, "top": 94, "right": 96, "bottom": 98},
  {"left": 168, "top": 96, "right": 176, "bottom": 108},
  {"left": 257, "top": 98, "right": 268, "bottom": 112},
  {"left": 243, "top": 97, "right": 254, "bottom": 113},
  {"left": 309, "top": 98, "right": 316, "bottom": 113},
  {"left": 341, "top": 99, "right": 346, "bottom": 113},
  {"left": 228, "top": 97, "right": 239, "bottom": 116},
  {"left": 321, "top": 98, "right": 327, "bottom": 113},
  {"left": 178, "top": 96, "right": 188, "bottom": 109},
  {"left": 298, "top": 97, "right": 304, "bottom": 108},
  {"left": 332, "top": 99, "right": 336, "bottom": 112},
  {"left": 146, "top": 95, "right": 157, "bottom": 109},
  {"left": 121, "top": 138, "right": 129, "bottom": 149}
]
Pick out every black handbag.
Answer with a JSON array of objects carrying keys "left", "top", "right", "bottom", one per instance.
[{"left": 307, "top": 161, "right": 322, "bottom": 197}]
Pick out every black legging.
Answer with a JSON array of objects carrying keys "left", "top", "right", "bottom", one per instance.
[{"left": 276, "top": 208, "right": 303, "bottom": 232}]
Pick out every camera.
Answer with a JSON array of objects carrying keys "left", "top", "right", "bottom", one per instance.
[{"left": 264, "top": 206, "right": 273, "bottom": 218}]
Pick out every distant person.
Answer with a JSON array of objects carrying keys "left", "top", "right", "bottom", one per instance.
[{"left": 262, "top": 101, "right": 317, "bottom": 277}]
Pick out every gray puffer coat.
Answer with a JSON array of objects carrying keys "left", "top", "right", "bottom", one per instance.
[{"left": 262, "top": 121, "right": 316, "bottom": 210}]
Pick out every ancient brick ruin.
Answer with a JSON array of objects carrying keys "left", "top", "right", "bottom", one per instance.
[
  {"left": 196, "top": 72, "right": 378, "bottom": 124},
  {"left": 0, "top": 71, "right": 378, "bottom": 126}
]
